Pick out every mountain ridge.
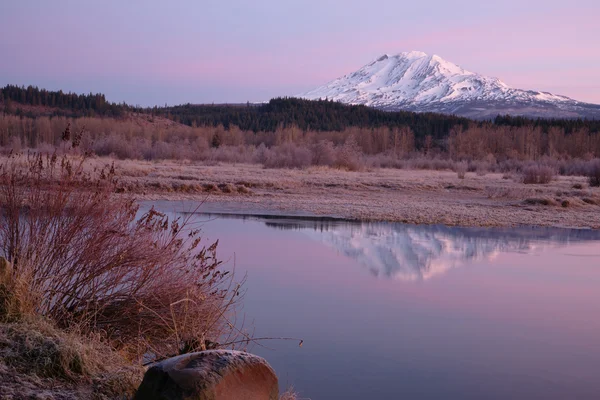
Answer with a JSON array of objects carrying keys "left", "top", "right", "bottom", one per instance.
[{"left": 300, "top": 51, "right": 600, "bottom": 119}]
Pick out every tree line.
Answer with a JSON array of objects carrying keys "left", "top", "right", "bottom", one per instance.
[
  {"left": 155, "top": 98, "right": 472, "bottom": 140},
  {"left": 1, "top": 85, "right": 126, "bottom": 118},
  {"left": 2, "top": 85, "right": 600, "bottom": 142},
  {"left": 2, "top": 114, "right": 599, "bottom": 163}
]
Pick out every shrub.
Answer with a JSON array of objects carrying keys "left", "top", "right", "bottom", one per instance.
[
  {"left": 522, "top": 165, "right": 555, "bottom": 184},
  {"left": 211, "top": 133, "right": 222, "bottom": 148},
  {"left": 470, "top": 159, "right": 491, "bottom": 176},
  {"left": 311, "top": 140, "right": 336, "bottom": 166},
  {"left": 0, "top": 153, "right": 240, "bottom": 361},
  {"left": 587, "top": 159, "right": 600, "bottom": 187},
  {"left": 211, "top": 145, "right": 255, "bottom": 164},
  {"left": 263, "top": 143, "right": 312, "bottom": 169},
  {"left": 455, "top": 161, "right": 467, "bottom": 179},
  {"left": 335, "top": 137, "right": 363, "bottom": 171},
  {"left": 365, "top": 153, "right": 405, "bottom": 169}
]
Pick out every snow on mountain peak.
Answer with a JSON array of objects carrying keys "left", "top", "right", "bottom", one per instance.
[
  {"left": 402, "top": 50, "right": 427, "bottom": 58},
  {"left": 299, "top": 51, "right": 597, "bottom": 118}
]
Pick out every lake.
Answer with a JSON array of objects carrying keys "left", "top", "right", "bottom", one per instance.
[{"left": 151, "top": 201, "right": 600, "bottom": 400}]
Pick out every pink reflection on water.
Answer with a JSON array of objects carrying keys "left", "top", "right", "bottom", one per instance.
[{"left": 180, "top": 213, "right": 600, "bottom": 399}]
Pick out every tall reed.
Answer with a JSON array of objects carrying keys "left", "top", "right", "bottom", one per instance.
[{"left": 0, "top": 151, "right": 241, "bottom": 362}]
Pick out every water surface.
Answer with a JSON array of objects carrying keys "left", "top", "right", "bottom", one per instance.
[{"left": 153, "top": 203, "right": 600, "bottom": 399}]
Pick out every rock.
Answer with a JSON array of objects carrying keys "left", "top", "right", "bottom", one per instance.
[{"left": 134, "top": 350, "right": 279, "bottom": 400}]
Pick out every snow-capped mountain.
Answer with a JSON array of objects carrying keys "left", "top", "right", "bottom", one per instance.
[{"left": 300, "top": 51, "right": 600, "bottom": 119}]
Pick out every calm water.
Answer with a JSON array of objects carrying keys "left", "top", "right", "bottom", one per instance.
[{"left": 152, "top": 202, "right": 600, "bottom": 400}]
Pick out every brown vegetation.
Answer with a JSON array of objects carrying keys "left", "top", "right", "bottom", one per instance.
[
  {"left": 522, "top": 165, "right": 556, "bottom": 184},
  {"left": 0, "top": 152, "right": 241, "bottom": 361},
  {"left": 0, "top": 318, "right": 143, "bottom": 399},
  {"left": 0, "top": 149, "right": 249, "bottom": 398},
  {"left": 455, "top": 161, "right": 467, "bottom": 179},
  {"left": 588, "top": 159, "right": 600, "bottom": 187},
  {"left": 2, "top": 115, "right": 600, "bottom": 180},
  {"left": 280, "top": 386, "right": 301, "bottom": 400}
]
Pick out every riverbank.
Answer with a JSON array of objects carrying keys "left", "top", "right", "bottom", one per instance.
[
  {"left": 0, "top": 154, "right": 299, "bottom": 400},
  {"left": 102, "top": 159, "right": 600, "bottom": 229}
]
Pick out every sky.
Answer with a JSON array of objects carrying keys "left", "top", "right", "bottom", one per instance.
[{"left": 1, "top": 0, "right": 599, "bottom": 106}]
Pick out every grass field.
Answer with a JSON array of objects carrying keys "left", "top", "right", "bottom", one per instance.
[{"left": 79, "top": 158, "right": 600, "bottom": 229}]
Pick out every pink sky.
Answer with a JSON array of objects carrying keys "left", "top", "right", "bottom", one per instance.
[{"left": 1, "top": 0, "right": 598, "bottom": 106}]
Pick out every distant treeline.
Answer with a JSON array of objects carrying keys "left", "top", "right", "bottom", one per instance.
[
  {"left": 1, "top": 85, "right": 127, "bottom": 118},
  {"left": 493, "top": 114, "right": 600, "bottom": 135},
  {"left": 154, "top": 98, "right": 600, "bottom": 137},
  {"left": 3, "top": 85, "right": 600, "bottom": 139},
  {"left": 153, "top": 98, "right": 472, "bottom": 139}
]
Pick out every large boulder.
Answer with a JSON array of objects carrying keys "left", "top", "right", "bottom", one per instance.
[{"left": 134, "top": 350, "right": 279, "bottom": 400}]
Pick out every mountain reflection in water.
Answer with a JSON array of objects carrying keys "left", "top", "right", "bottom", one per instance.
[{"left": 200, "top": 213, "right": 600, "bottom": 282}]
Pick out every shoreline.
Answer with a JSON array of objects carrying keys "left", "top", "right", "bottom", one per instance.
[
  {"left": 141, "top": 200, "right": 598, "bottom": 231},
  {"left": 117, "top": 161, "right": 600, "bottom": 229}
]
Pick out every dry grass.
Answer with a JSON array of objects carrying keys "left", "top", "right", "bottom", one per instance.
[
  {"left": 280, "top": 386, "right": 302, "bottom": 400},
  {"left": 523, "top": 197, "right": 558, "bottom": 206},
  {"left": 90, "top": 160, "right": 600, "bottom": 228},
  {"left": 1, "top": 319, "right": 111, "bottom": 380},
  {"left": 0, "top": 318, "right": 143, "bottom": 399},
  {"left": 218, "top": 183, "right": 236, "bottom": 193},
  {"left": 0, "top": 152, "right": 242, "bottom": 364},
  {"left": 237, "top": 185, "right": 251, "bottom": 194}
]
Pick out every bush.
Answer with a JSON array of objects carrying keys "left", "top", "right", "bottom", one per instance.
[
  {"left": 334, "top": 137, "right": 363, "bottom": 171},
  {"left": 311, "top": 140, "right": 336, "bottom": 166},
  {"left": 470, "top": 160, "right": 489, "bottom": 176},
  {"left": 263, "top": 143, "right": 312, "bottom": 169},
  {"left": 365, "top": 153, "right": 404, "bottom": 169},
  {"left": 455, "top": 161, "right": 467, "bottom": 179},
  {"left": 522, "top": 165, "right": 555, "bottom": 184},
  {"left": 587, "top": 159, "right": 600, "bottom": 187},
  {"left": 0, "top": 153, "right": 240, "bottom": 361}
]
